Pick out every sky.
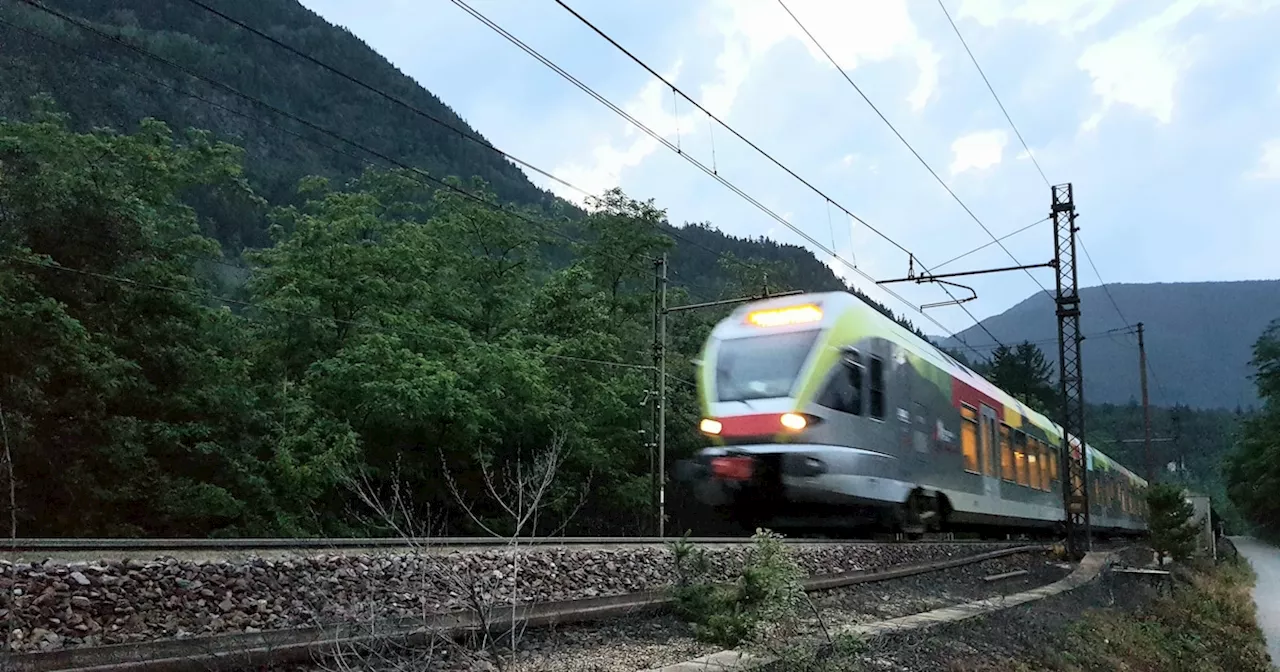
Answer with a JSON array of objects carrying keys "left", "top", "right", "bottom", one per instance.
[{"left": 299, "top": 0, "right": 1280, "bottom": 338}]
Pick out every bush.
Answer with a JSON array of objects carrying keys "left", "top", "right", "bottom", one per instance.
[
  {"left": 1146, "top": 483, "right": 1202, "bottom": 563},
  {"left": 668, "top": 528, "right": 806, "bottom": 647}
]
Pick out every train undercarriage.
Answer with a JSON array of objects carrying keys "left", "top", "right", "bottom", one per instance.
[{"left": 670, "top": 455, "right": 1143, "bottom": 543}]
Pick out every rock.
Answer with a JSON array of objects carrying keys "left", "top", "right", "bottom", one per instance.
[
  {"left": 69, "top": 572, "right": 90, "bottom": 587},
  {"left": 70, "top": 596, "right": 92, "bottom": 610}
]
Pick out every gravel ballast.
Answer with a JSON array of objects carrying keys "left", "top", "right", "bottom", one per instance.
[{"left": 1, "top": 541, "right": 1021, "bottom": 654}]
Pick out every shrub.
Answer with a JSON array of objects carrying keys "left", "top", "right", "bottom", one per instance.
[
  {"left": 1146, "top": 483, "right": 1203, "bottom": 563},
  {"left": 668, "top": 528, "right": 806, "bottom": 647}
]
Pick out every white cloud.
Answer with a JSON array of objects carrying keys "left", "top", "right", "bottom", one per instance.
[
  {"left": 1248, "top": 138, "right": 1280, "bottom": 180},
  {"left": 958, "top": 0, "right": 1280, "bottom": 132},
  {"left": 548, "top": 1, "right": 941, "bottom": 201},
  {"left": 957, "top": 0, "right": 1120, "bottom": 34},
  {"left": 949, "top": 129, "right": 1008, "bottom": 175},
  {"left": 547, "top": 59, "right": 699, "bottom": 203},
  {"left": 712, "top": 0, "right": 939, "bottom": 112},
  {"left": 1076, "top": 1, "right": 1205, "bottom": 132}
]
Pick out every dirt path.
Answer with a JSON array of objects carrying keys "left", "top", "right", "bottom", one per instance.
[{"left": 1232, "top": 536, "right": 1280, "bottom": 668}]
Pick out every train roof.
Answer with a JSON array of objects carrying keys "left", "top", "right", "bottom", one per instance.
[{"left": 721, "top": 291, "right": 1148, "bottom": 487}]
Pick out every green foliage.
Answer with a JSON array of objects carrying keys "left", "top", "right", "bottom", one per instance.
[
  {"left": 0, "top": 110, "right": 339, "bottom": 536},
  {"left": 1145, "top": 483, "right": 1203, "bottom": 563},
  {"left": 977, "top": 341, "right": 1056, "bottom": 415},
  {"left": 1225, "top": 319, "right": 1280, "bottom": 538},
  {"left": 669, "top": 529, "right": 806, "bottom": 648}
]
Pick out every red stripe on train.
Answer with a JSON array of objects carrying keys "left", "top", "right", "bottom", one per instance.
[{"left": 716, "top": 413, "right": 786, "bottom": 438}]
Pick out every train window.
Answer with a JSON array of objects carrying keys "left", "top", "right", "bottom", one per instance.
[
  {"left": 1028, "top": 439, "right": 1042, "bottom": 490},
  {"left": 913, "top": 402, "right": 930, "bottom": 453},
  {"left": 869, "top": 356, "right": 885, "bottom": 420},
  {"left": 1049, "top": 448, "right": 1058, "bottom": 483},
  {"left": 981, "top": 412, "right": 997, "bottom": 477},
  {"left": 960, "top": 405, "right": 979, "bottom": 473},
  {"left": 817, "top": 360, "right": 863, "bottom": 415},
  {"left": 1014, "top": 431, "right": 1029, "bottom": 487},
  {"left": 1000, "top": 425, "right": 1014, "bottom": 483},
  {"left": 1034, "top": 440, "right": 1044, "bottom": 486}
]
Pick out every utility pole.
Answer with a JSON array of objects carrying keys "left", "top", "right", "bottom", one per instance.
[
  {"left": 657, "top": 253, "right": 668, "bottom": 538},
  {"left": 1137, "top": 322, "right": 1153, "bottom": 483},
  {"left": 1052, "top": 183, "right": 1091, "bottom": 559},
  {"left": 649, "top": 255, "right": 670, "bottom": 537}
]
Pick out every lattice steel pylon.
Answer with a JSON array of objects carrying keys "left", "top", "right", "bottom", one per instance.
[{"left": 1052, "top": 183, "right": 1091, "bottom": 559}]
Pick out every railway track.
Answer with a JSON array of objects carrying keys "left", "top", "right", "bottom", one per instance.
[
  {"left": 5, "top": 544, "right": 1049, "bottom": 672},
  {"left": 1, "top": 533, "right": 1034, "bottom": 554}
]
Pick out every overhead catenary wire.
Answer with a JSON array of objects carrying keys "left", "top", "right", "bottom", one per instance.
[
  {"left": 4, "top": 253, "right": 655, "bottom": 372},
  {"left": 168, "top": 0, "right": 796, "bottom": 301},
  {"left": 933, "top": 217, "right": 1050, "bottom": 272},
  {"left": 935, "top": 0, "right": 1051, "bottom": 189},
  {"left": 549, "top": 0, "right": 998, "bottom": 343},
  {"left": 464, "top": 0, "right": 998, "bottom": 361},
  {"left": 775, "top": 0, "right": 1052, "bottom": 302},
  {"left": 179, "top": 0, "right": 590, "bottom": 202},
  {"left": 1078, "top": 233, "right": 1173, "bottom": 404},
  {"left": 7, "top": 2, "right": 728, "bottom": 303},
  {"left": 933, "top": 1, "right": 1176, "bottom": 412}
]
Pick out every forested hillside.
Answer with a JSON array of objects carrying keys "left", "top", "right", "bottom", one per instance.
[
  {"left": 937, "top": 281, "right": 1280, "bottom": 410},
  {"left": 0, "top": 0, "right": 928, "bottom": 538},
  {"left": 0, "top": 0, "right": 911, "bottom": 327}
]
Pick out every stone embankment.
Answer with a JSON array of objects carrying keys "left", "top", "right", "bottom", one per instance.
[{"left": 1, "top": 541, "right": 1017, "bottom": 653}]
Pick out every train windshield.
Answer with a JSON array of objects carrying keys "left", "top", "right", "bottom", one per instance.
[{"left": 714, "top": 329, "right": 820, "bottom": 402}]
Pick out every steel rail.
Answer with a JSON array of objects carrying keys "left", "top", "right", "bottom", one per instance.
[
  {"left": 4, "top": 535, "right": 1024, "bottom": 552},
  {"left": 6, "top": 545, "right": 1047, "bottom": 672}
]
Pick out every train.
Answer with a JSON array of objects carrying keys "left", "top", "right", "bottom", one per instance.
[{"left": 676, "top": 291, "right": 1148, "bottom": 539}]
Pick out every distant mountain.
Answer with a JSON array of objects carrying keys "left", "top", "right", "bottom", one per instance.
[{"left": 935, "top": 281, "right": 1280, "bottom": 410}]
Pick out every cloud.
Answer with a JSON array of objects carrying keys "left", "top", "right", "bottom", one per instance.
[
  {"left": 547, "top": 59, "right": 696, "bottom": 204},
  {"left": 949, "top": 130, "right": 1008, "bottom": 175},
  {"left": 547, "top": 1, "right": 941, "bottom": 203},
  {"left": 959, "top": 0, "right": 1280, "bottom": 132},
  {"left": 956, "top": 0, "right": 1121, "bottom": 34},
  {"left": 1248, "top": 138, "right": 1280, "bottom": 180}
]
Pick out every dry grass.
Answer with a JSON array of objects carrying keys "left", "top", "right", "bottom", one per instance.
[{"left": 1050, "top": 558, "right": 1272, "bottom": 672}]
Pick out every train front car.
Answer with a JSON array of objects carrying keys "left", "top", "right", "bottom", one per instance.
[{"left": 686, "top": 292, "right": 920, "bottom": 534}]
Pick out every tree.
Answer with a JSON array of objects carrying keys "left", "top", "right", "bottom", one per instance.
[
  {"left": 979, "top": 341, "right": 1057, "bottom": 415},
  {"left": 0, "top": 106, "right": 341, "bottom": 536},
  {"left": 1145, "top": 483, "right": 1202, "bottom": 563},
  {"left": 1224, "top": 319, "right": 1280, "bottom": 538}
]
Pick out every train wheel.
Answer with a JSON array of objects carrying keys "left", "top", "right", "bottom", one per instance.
[{"left": 899, "top": 489, "right": 934, "bottom": 539}]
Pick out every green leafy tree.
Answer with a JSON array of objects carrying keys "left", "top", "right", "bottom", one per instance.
[
  {"left": 0, "top": 106, "right": 338, "bottom": 536},
  {"left": 1146, "top": 482, "right": 1202, "bottom": 562},
  {"left": 979, "top": 341, "right": 1057, "bottom": 414},
  {"left": 1225, "top": 319, "right": 1280, "bottom": 537}
]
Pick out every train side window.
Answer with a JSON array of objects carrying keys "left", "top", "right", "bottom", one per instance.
[
  {"left": 817, "top": 358, "right": 863, "bottom": 415},
  {"left": 1014, "top": 431, "right": 1029, "bottom": 487},
  {"left": 1034, "top": 440, "right": 1049, "bottom": 491},
  {"left": 1027, "top": 439, "right": 1041, "bottom": 490},
  {"left": 869, "top": 356, "right": 885, "bottom": 420},
  {"left": 1049, "top": 448, "right": 1059, "bottom": 483},
  {"left": 960, "top": 405, "right": 979, "bottom": 473},
  {"left": 1000, "top": 425, "right": 1014, "bottom": 483}
]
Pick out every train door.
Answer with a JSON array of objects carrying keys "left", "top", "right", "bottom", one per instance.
[{"left": 978, "top": 405, "right": 1001, "bottom": 502}]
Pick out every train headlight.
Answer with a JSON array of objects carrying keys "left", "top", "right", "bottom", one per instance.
[
  {"left": 699, "top": 418, "right": 723, "bottom": 435},
  {"left": 780, "top": 413, "right": 807, "bottom": 431}
]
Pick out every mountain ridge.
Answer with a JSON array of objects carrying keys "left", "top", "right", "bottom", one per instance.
[{"left": 936, "top": 279, "right": 1280, "bottom": 410}]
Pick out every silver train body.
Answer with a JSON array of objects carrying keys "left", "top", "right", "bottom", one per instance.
[{"left": 681, "top": 292, "right": 1148, "bottom": 537}]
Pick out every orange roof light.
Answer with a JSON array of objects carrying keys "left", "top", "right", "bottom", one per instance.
[{"left": 746, "top": 304, "right": 823, "bottom": 328}]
